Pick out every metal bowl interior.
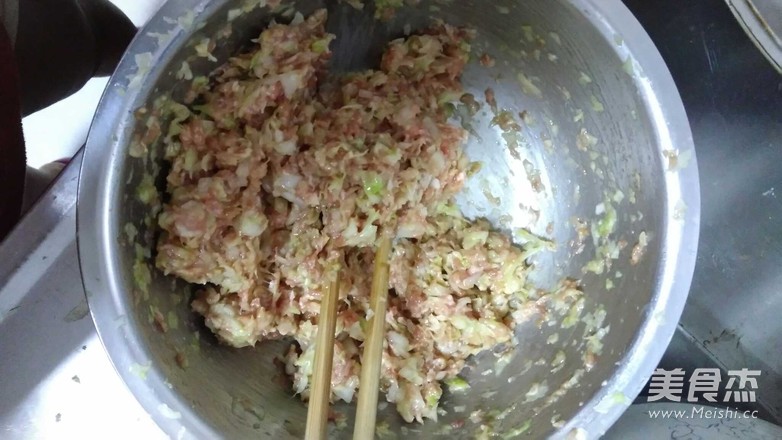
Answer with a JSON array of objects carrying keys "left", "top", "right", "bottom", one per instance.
[{"left": 77, "top": 0, "right": 700, "bottom": 438}]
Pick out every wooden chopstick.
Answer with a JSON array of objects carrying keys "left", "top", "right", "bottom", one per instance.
[
  {"left": 353, "top": 236, "right": 392, "bottom": 440},
  {"left": 305, "top": 269, "right": 341, "bottom": 440}
]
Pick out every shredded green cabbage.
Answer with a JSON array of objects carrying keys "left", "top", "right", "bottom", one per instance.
[
  {"left": 445, "top": 376, "right": 470, "bottom": 393},
  {"left": 136, "top": 175, "right": 158, "bottom": 205},
  {"left": 502, "top": 420, "right": 531, "bottom": 439}
]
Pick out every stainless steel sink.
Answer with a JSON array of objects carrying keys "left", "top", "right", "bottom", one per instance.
[{"left": 623, "top": 0, "right": 782, "bottom": 424}]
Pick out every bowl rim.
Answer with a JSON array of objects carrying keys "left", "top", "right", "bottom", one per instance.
[
  {"left": 552, "top": 0, "right": 700, "bottom": 437},
  {"left": 76, "top": 0, "right": 700, "bottom": 438}
]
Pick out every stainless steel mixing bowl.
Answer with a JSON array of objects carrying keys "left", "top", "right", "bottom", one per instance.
[{"left": 77, "top": 0, "right": 700, "bottom": 438}]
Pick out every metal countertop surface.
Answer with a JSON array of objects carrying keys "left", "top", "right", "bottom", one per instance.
[
  {"left": 624, "top": 0, "right": 782, "bottom": 423},
  {"left": 1, "top": 0, "right": 780, "bottom": 438}
]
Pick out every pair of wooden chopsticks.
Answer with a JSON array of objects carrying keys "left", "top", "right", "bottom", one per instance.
[{"left": 305, "top": 236, "right": 392, "bottom": 440}]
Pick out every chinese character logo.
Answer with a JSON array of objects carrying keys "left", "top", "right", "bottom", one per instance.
[
  {"left": 688, "top": 368, "right": 721, "bottom": 402},
  {"left": 723, "top": 369, "right": 760, "bottom": 403},
  {"left": 647, "top": 368, "right": 761, "bottom": 403},
  {"left": 648, "top": 368, "right": 685, "bottom": 402}
]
